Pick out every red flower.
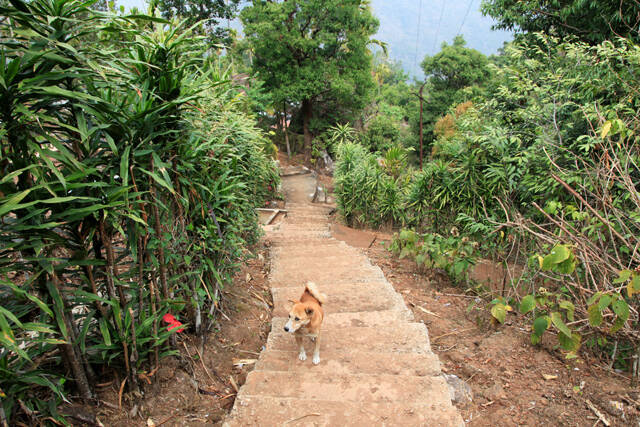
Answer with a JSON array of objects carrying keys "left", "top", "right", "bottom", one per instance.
[{"left": 162, "top": 313, "right": 184, "bottom": 333}]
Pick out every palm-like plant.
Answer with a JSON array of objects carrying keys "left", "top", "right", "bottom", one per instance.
[
  {"left": 328, "top": 123, "right": 357, "bottom": 146},
  {"left": 0, "top": 1, "right": 278, "bottom": 424}
]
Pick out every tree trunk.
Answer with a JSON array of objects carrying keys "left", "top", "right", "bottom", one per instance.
[
  {"left": 418, "top": 82, "right": 427, "bottom": 171},
  {"left": 283, "top": 101, "right": 291, "bottom": 158},
  {"left": 302, "top": 98, "right": 313, "bottom": 159}
]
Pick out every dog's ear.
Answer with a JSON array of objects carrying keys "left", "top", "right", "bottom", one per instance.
[{"left": 305, "top": 307, "right": 314, "bottom": 316}]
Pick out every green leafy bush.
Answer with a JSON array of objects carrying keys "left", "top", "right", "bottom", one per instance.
[
  {"left": 389, "top": 229, "right": 476, "bottom": 284},
  {"left": 334, "top": 142, "right": 409, "bottom": 228},
  {"left": 0, "top": 1, "right": 277, "bottom": 424}
]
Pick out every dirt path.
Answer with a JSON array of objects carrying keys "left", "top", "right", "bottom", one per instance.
[{"left": 223, "top": 172, "right": 463, "bottom": 426}]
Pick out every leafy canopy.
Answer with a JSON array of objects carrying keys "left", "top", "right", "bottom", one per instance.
[
  {"left": 421, "top": 35, "right": 490, "bottom": 92},
  {"left": 240, "top": 0, "right": 379, "bottom": 132},
  {"left": 412, "top": 35, "right": 490, "bottom": 148},
  {"left": 481, "top": 0, "right": 640, "bottom": 44},
  {"left": 156, "top": 0, "right": 240, "bottom": 43}
]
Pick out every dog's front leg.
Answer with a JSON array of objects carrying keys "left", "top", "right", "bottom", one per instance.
[
  {"left": 312, "top": 334, "right": 320, "bottom": 365},
  {"left": 295, "top": 334, "right": 306, "bottom": 361}
]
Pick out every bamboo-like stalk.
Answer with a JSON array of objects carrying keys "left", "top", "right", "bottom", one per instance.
[
  {"left": 98, "top": 219, "right": 137, "bottom": 392},
  {"left": 137, "top": 236, "right": 145, "bottom": 320},
  {"left": 128, "top": 307, "right": 140, "bottom": 393},
  {"left": 148, "top": 263, "right": 160, "bottom": 370},
  {"left": 86, "top": 264, "right": 109, "bottom": 319},
  {"left": 130, "top": 164, "right": 149, "bottom": 320},
  {"left": 50, "top": 275, "right": 93, "bottom": 400},
  {"left": 98, "top": 221, "right": 118, "bottom": 302},
  {"left": 191, "top": 277, "right": 201, "bottom": 335},
  {"left": 149, "top": 155, "right": 169, "bottom": 299}
]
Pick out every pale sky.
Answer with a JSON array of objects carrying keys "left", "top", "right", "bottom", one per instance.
[{"left": 116, "top": 0, "right": 146, "bottom": 11}]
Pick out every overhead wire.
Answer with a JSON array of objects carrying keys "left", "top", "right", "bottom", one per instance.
[
  {"left": 432, "top": 0, "right": 445, "bottom": 53},
  {"left": 412, "top": 0, "right": 423, "bottom": 77},
  {"left": 457, "top": 0, "right": 476, "bottom": 35}
]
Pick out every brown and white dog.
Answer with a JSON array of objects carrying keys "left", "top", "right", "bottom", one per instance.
[{"left": 283, "top": 282, "right": 326, "bottom": 365}]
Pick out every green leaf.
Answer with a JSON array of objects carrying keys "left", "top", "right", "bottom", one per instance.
[
  {"left": 601, "top": 121, "right": 612, "bottom": 139},
  {"left": 99, "top": 318, "right": 112, "bottom": 347},
  {"left": 597, "top": 295, "right": 612, "bottom": 311},
  {"left": 551, "top": 311, "right": 572, "bottom": 338},
  {"left": 610, "top": 316, "right": 625, "bottom": 334},
  {"left": 531, "top": 333, "right": 542, "bottom": 345},
  {"left": 21, "top": 322, "right": 57, "bottom": 335},
  {"left": 125, "top": 14, "right": 170, "bottom": 23},
  {"left": 554, "top": 256, "right": 576, "bottom": 274},
  {"left": 587, "top": 291, "right": 602, "bottom": 306},
  {"left": 613, "top": 270, "right": 632, "bottom": 284},
  {"left": 46, "top": 281, "right": 68, "bottom": 339},
  {"left": 0, "top": 188, "right": 33, "bottom": 217},
  {"left": 628, "top": 275, "right": 640, "bottom": 298},
  {"left": 559, "top": 300, "right": 575, "bottom": 322},
  {"left": 533, "top": 316, "right": 549, "bottom": 337},
  {"left": 541, "top": 244, "right": 571, "bottom": 270},
  {"left": 139, "top": 168, "right": 176, "bottom": 194},
  {"left": 588, "top": 304, "right": 603, "bottom": 327},
  {"left": 120, "top": 145, "right": 131, "bottom": 187},
  {"left": 558, "top": 331, "right": 581, "bottom": 352},
  {"left": 519, "top": 295, "right": 536, "bottom": 314},
  {"left": 399, "top": 247, "right": 412, "bottom": 259},
  {"left": 491, "top": 303, "right": 507, "bottom": 324},
  {"left": 78, "top": 311, "right": 96, "bottom": 354},
  {"left": 0, "top": 306, "right": 24, "bottom": 328},
  {"left": 1, "top": 280, "right": 54, "bottom": 318},
  {"left": 612, "top": 299, "right": 630, "bottom": 324}
]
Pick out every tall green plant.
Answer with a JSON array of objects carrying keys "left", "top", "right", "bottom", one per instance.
[{"left": 0, "top": 1, "right": 277, "bottom": 424}]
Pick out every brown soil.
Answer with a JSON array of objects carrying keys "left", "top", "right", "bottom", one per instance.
[
  {"left": 330, "top": 222, "right": 639, "bottom": 426},
  {"left": 92, "top": 242, "right": 273, "bottom": 427}
]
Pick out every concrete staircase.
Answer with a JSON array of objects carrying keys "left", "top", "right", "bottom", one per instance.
[{"left": 224, "top": 175, "right": 463, "bottom": 426}]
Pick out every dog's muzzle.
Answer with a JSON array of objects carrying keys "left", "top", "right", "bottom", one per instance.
[{"left": 284, "top": 319, "right": 296, "bottom": 333}]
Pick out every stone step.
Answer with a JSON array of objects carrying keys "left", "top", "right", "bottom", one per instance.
[
  {"left": 279, "top": 223, "right": 329, "bottom": 230},
  {"left": 270, "top": 255, "right": 372, "bottom": 273},
  {"left": 225, "top": 170, "right": 461, "bottom": 426},
  {"left": 224, "top": 396, "right": 463, "bottom": 427},
  {"left": 286, "top": 202, "right": 333, "bottom": 210},
  {"left": 285, "top": 211, "right": 331, "bottom": 217},
  {"left": 254, "top": 349, "right": 442, "bottom": 377},
  {"left": 269, "top": 275, "right": 392, "bottom": 289},
  {"left": 268, "top": 238, "right": 342, "bottom": 247},
  {"left": 270, "top": 241, "right": 354, "bottom": 253},
  {"left": 267, "top": 322, "right": 431, "bottom": 354},
  {"left": 270, "top": 265, "right": 384, "bottom": 284},
  {"left": 271, "top": 282, "right": 408, "bottom": 316},
  {"left": 304, "top": 310, "right": 414, "bottom": 327},
  {"left": 237, "top": 371, "right": 453, "bottom": 406},
  {"left": 268, "top": 232, "right": 331, "bottom": 241},
  {"left": 271, "top": 248, "right": 361, "bottom": 260},
  {"left": 284, "top": 215, "right": 330, "bottom": 222}
]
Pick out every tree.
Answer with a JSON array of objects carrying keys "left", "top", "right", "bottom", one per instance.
[
  {"left": 481, "top": 0, "right": 640, "bottom": 44},
  {"left": 415, "top": 35, "right": 490, "bottom": 151},
  {"left": 156, "top": 0, "right": 240, "bottom": 44},
  {"left": 240, "top": 0, "right": 378, "bottom": 154}
]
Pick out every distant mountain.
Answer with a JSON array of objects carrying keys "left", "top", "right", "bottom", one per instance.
[{"left": 370, "top": 0, "right": 512, "bottom": 79}]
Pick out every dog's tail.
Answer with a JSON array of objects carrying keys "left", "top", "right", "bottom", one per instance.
[{"left": 305, "top": 281, "right": 327, "bottom": 305}]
